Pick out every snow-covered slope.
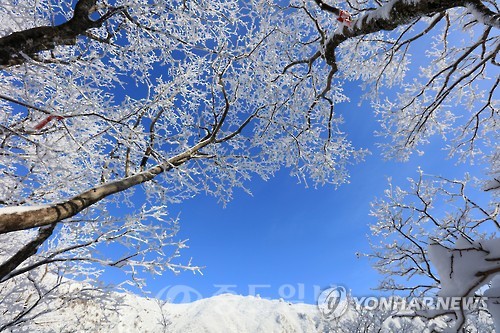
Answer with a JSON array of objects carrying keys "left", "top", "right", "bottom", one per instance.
[
  {"left": 6, "top": 273, "right": 491, "bottom": 333},
  {"left": 28, "top": 292, "right": 328, "bottom": 332},
  {"left": 112, "top": 293, "right": 327, "bottom": 333}
]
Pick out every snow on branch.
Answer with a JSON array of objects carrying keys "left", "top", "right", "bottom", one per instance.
[
  {"left": 465, "top": 0, "right": 500, "bottom": 28},
  {"left": 0, "top": 137, "right": 212, "bottom": 233},
  {"left": 320, "top": 0, "right": 499, "bottom": 69},
  {"left": 428, "top": 238, "right": 500, "bottom": 331}
]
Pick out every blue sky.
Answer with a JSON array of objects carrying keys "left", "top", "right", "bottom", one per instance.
[{"left": 125, "top": 81, "right": 481, "bottom": 305}]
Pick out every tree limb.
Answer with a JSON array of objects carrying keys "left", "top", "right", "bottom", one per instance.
[
  {"left": 0, "top": 137, "right": 213, "bottom": 234},
  {"left": 0, "top": 224, "right": 56, "bottom": 282},
  {"left": 320, "top": 0, "right": 498, "bottom": 68},
  {"left": 0, "top": 0, "right": 124, "bottom": 68},
  {"left": 466, "top": 0, "right": 500, "bottom": 27}
]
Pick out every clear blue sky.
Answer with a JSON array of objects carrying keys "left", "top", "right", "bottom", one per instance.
[{"left": 115, "top": 82, "right": 480, "bottom": 305}]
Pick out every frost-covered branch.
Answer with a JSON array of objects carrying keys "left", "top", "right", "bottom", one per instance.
[
  {"left": 314, "top": 0, "right": 498, "bottom": 161},
  {"left": 322, "top": 0, "right": 467, "bottom": 67},
  {"left": 0, "top": 136, "right": 212, "bottom": 233},
  {"left": 369, "top": 170, "right": 499, "bottom": 331},
  {"left": 466, "top": 0, "right": 500, "bottom": 27}
]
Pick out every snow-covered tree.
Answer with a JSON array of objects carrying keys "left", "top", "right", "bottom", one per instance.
[
  {"left": 0, "top": 0, "right": 497, "bottom": 330},
  {"left": 327, "top": 296, "right": 426, "bottom": 332},
  {"left": 369, "top": 171, "right": 498, "bottom": 331}
]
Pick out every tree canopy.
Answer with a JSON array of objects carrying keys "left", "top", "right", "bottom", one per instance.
[{"left": 0, "top": 0, "right": 498, "bottom": 331}]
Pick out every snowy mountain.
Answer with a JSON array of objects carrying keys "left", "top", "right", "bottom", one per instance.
[
  {"left": 115, "top": 294, "right": 328, "bottom": 333},
  {"left": 3, "top": 278, "right": 491, "bottom": 332},
  {"left": 25, "top": 292, "right": 330, "bottom": 332}
]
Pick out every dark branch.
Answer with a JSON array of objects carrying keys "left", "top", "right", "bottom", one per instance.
[
  {"left": 313, "top": 0, "right": 341, "bottom": 16},
  {"left": 322, "top": 0, "right": 473, "bottom": 67},
  {"left": 0, "top": 0, "right": 124, "bottom": 68},
  {"left": 0, "top": 223, "right": 56, "bottom": 282}
]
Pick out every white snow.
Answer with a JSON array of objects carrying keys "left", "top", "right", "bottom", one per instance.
[
  {"left": 428, "top": 237, "right": 500, "bottom": 297},
  {"left": 354, "top": 0, "right": 397, "bottom": 30},
  {"left": 3, "top": 277, "right": 488, "bottom": 332},
  {"left": 0, "top": 204, "right": 50, "bottom": 214},
  {"left": 428, "top": 237, "right": 500, "bottom": 331},
  {"left": 485, "top": 275, "right": 500, "bottom": 332},
  {"left": 30, "top": 292, "right": 329, "bottom": 333}
]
